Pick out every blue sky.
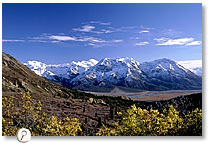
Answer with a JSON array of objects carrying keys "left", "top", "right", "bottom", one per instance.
[{"left": 2, "top": 3, "right": 202, "bottom": 64}]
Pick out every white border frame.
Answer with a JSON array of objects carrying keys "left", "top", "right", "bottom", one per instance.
[{"left": 0, "top": 1, "right": 209, "bottom": 145}]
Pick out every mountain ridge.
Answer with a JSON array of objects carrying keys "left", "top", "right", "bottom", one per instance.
[{"left": 24, "top": 57, "right": 202, "bottom": 92}]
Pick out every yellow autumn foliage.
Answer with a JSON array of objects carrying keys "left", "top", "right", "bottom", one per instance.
[
  {"left": 2, "top": 92, "right": 82, "bottom": 136},
  {"left": 97, "top": 104, "right": 202, "bottom": 136}
]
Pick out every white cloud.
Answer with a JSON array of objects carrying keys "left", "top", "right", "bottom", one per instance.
[
  {"left": 154, "top": 37, "right": 194, "bottom": 46},
  {"left": 33, "top": 34, "right": 114, "bottom": 45},
  {"left": 112, "top": 40, "right": 123, "bottom": 43},
  {"left": 89, "top": 21, "right": 111, "bottom": 25},
  {"left": 73, "top": 24, "right": 114, "bottom": 34},
  {"left": 136, "top": 42, "right": 149, "bottom": 46},
  {"left": 177, "top": 60, "right": 202, "bottom": 69},
  {"left": 100, "top": 29, "right": 113, "bottom": 34},
  {"left": 99, "top": 22, "right": 111, "bottom": 25},
  {"left": 139, "top": 30, "right": 150, "bottom": 33},
  {"left": 78, "top": 37, "right": 122, "bottom": 44},
  {"left": 186, "top": 41, "right": 202, "bottom": 46},
  {"left": 154, "top": 37, "right": 169, "bottom": 42},
  {"left": 177, "top": 60, "right": 202, "bottom": 76},
  {"left": 2, "top": 39, "right": 25, "bottom": 42},
  {"left": 48, "top": 35, "right": 76, "bottom": 41},
  {"left": 121, "top": 26, "right": 138, "bottom": 29},
  {"left": 140, "top": 25, "right": 154, "bottom": 30},
  {"left": 77, "top": 36, "right": 106, "bottom": 43},
  {"left": 88, "top": 43, "right": 96, "bottom": 46},
  {"left": 91, "top": 29, "right": 114, "bottom": 34},
  {"left": 86, "top": 43, "right": 103, "bottom": 48},
  {"left": 73, "top": 25, "right": 95, "bottom": 32}
]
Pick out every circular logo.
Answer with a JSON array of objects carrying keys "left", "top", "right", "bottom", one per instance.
[{"left": 16, "top": 128, "right": 31, "bottom": 143}]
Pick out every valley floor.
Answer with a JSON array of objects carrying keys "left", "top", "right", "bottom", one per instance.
[{"left": 86, "top": 88, "right": 202, "bottom": 101}]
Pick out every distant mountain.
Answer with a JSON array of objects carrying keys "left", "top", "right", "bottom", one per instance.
[
  {"left": 24, "top": 59, "right": 98, "bottom": 88},
  {"left": 139, "top": 58, "right": 202, "bottom": 90},
  {"left": 24, "top": 57, "right": 202, "bottom": 92},
  {"left": 177, "top": 60, "right": 202, "bottom": 76},
  {"left": 25, "top": 59, "right": 98, "bottom": 78},
  {"left": 189, "top": 67, "right": 202, "bottom": 76},
  {"left": 70, "top": 57, "right": 157, "bottom": 91}
]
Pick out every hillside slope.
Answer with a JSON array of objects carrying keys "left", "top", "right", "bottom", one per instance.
[
  {"left": 2, "top": 52, "right": 74, "bottom": 98},
  {"left": 2, "top": 52, "right": 202, "bottom": 135}
]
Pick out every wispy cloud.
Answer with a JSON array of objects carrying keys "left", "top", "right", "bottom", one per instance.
[
  {"left": 86, "top": 43, "right": 103, "bottom": 48},
  {"left": 139, "top": 30, "right": 150, "bottom": 33},
  {"left": 77, "top": 37, "right": 123, "bottom": 44},
  {"left": 161, "top": 29, "right": 182, "bottom": 37},
  {"left": 186, "top": 41, "right": 202, "bottom": 46},
  {"left": 2, "top": 39, "right": 25, "bottom": 42},
  {"left": 112, "top": 40, "right": 123, "bottom": 43},
  {"left": 88, "top": 21, "right": 111, "bottom": 25},
  {"left": 136, "top": 41, "right": 149, "bottom": 46},
  {"left": 140, "top": 25, "right": 154, "bottom": 30},
  {"left": 178, "top": 60, "right": 202, "bottom": 69},
  {"left": 73, "top": 25, "right": 95, "bottom": 32},
  {"left": 120, "top": 26, "right": 138, "bottom": 29},
  {"left": 96, "top": 29, "right": 114, "bottom": 34},
  {"left": 73, "top": 24, "right": 114, "bottom": 34},
  {"left": 87, "top": 43, "right": 96, "bottom": 46},
  {"left": 48, "top": 35, "right": 76, "bottom": 41},
  {"left": 77, "top": 36, "right": 106, "bottom": 43},
  {"left": 35, "top": 34, "right": 123, "bottom": 48},
  {"left": 154, "top": 37, "right": 198, "bottom": 46}
]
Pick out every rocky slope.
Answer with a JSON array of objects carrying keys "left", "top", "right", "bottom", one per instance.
[{"left": 2, "top": 52, "right": 74, "bottom": 98}]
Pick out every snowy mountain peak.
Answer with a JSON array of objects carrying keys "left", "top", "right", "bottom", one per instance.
[
  {"left": 25, "top": 57, "right": 202, "bottom": 91},
  {"left": 139, "top": 58, "right": 192, "bottom": 80},
  {"left": 116, "top": 57, "right": 140, "bottom": 67},
  {"left": 99, "top": 57, "right": 112, "bottom": 66},
  {"left": 70, "top": 59, "right": 98, "bottom": 75},
  {"left": 24, "top": 61, "right": 47, "bottom": 76},
  {"left": 72, "top": 58, "right": 98, "bottom": 67},
  {"left": 89, "top": 59, "right": 98, "bottom": 65},
  {"left": 70, "top": 57, "right": 144, "bottom": 88},
  {"left": 142, "top": 58, "right": 187, "bottom": 71},
  {"left": 24, "top": 60, "right": 47, "bottom": 68},
  {"left": 25, "top": 59, "right": 98, "bottom": 79},
  {"left": 97, "top": 57, "right": 140, "bottom": 69},
  {"left": 149, "top": 58, "right": 179, "bottom": 67}
]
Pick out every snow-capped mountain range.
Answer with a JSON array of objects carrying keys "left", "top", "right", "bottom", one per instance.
[{"left": 24, "top": 57, "right": 202, "bottom": 92}]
